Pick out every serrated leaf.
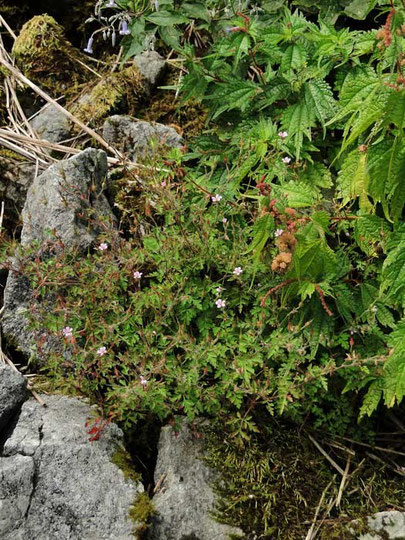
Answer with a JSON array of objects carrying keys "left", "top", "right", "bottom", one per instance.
[
  {"left": 360, "top": 380, "right": 383, "bottom": 418},
  {"left": 281, "top": 102, "right": 315, "bottom": 161},
  {"left": 344, "top": 0, "right": 378, "bottom": 20},
  {"left": 304, "top": 79, "right": 336, "bottom": 135},
  {"left": 354, "top": 215, "right": 390, "bottom": 255},
  {"left": 337, "top": 150, "right": 373, "bottom": 211},
  {"left": 301, "top": 162, "right": 332, "bottom": 188},
  {"left": 281, "top": 44, "right": 307, "bottom": 74},
  {"left": 146, "top": 10, "right": 189, "bottom": 26}
]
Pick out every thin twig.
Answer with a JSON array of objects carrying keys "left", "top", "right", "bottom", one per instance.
[
  {"left": 305, "top": 481, "right": 332, "bottom": 540},
  {"left": 308, "top": 434, "right": 345, "bottom": 475},
  {"left": 336, "top": 454, "right": 352, "bottom": 506}
]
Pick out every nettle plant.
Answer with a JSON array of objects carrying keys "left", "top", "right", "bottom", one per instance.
[{"left": 20, "top": 1, "right": 405, "bottom": 437}]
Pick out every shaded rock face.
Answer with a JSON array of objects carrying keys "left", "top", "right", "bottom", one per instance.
[
  {"left": 133, "top": 51, "right": 166, "bottom": 94},
  {"left": 359, "top": 511, "right": 405, "bottom": 539},
  {"left": 0, "top": 365, "right": 27, "bottom": 434},
  {"left": 2, "top": 148, "right": 114, "bottom": 359},
  {"left": 0, "top": 395, "right": 143, "bottom": 540},
  {"left": 0, "top": 156, "right": 35, "bottom": 231},
  {"left": 103, "top": 115, "right": 182, "bottom": 161},
  {"left": 148, "top": 419, "right": 244, "bottom": 540},
  {"left": 30, "top": 104, "right": 71, "bottom": 145}
]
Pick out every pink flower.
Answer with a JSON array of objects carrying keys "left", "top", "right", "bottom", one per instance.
[
  {"left": 282, "top": 157, "right": 291, "bottom": 164},
  {"left": 133, "top": 271, "right": 143, "bottom": 280},
  {"left": 278, "top": 131, "right": 288, "bottom": 139},
  {"left": 161, "top": 180, "right": 167, "bottom": 187},
  {"left": 216, "top": 287, "right": 223, "bottom": 294},
  {"left": 96, "top": 346, "right": 107, "bottom": 357},
  {"left": 274, "top": 229, "right": 284, "bottom": 237},
  {"left": 222, "top": 217, "right": 228, "bottom": 223},
  {"left": 215, "top": 299, "right": 226, "bottom": 308},
  {"left": 233, "top": 267, "right": 243, "bottom": 276},
  {"left": 98, "top": 243, "right": 108, "bottom": 251},
  {"left": 212, "top": 194, "right": 222, "bottom": 203},
  {"left": 62, "top": 327, "right": 73, "bottom": 338},
  {"left": 140, "top": 376, "right": 148, "bottom": 387}
]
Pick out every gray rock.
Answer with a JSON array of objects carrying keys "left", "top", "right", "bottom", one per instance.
[
  {"left": 359, "top": 511, "right": 405, "bottom": 539},
  {"left": 133, "top": 51, "right": 166, "bottom": 93},
  {"left": 30, "top": 104, "right": 71, "bottom": 145},
  {"left": 0, "top": 156, "right": 35, "bottom": 231},
  {"left": 1, "top": 395, "right": 143, "bottom": 540},
  {"left": 148, "top": 419, "right": 244, "bottom": 540},
  {"left": 2, "top": 148, "right": 115, "bottom": 359},
  {"left": 103, "top": 115, "right": 182, "bottom": 161},
  {"left": 0, "top": 365, "right": 27, "bottom": 432}
]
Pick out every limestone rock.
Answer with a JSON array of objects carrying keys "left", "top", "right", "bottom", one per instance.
[
  {"left": 0, "top": 365, "right": 27, "bottom": 433},
  {"left": 148, "top": 419, "right": 244, "bottom": 540},
  {"left": 133, "top": 51, "right": 166, "bottom": 93},
  {"left": 2, "top": 148, "right": 114, "bottom": 358},
  {"left": 30, "top": 104, "right": 71, "bottom": 145},
  {"left": 359, "top": 511, "right": 405, "bottom": 539},
  {"left": 1, "top": 395, "right": 143, "bottom": 540},
  {"left": 103, "top": 115, "right": 182, "bottom": 161}
]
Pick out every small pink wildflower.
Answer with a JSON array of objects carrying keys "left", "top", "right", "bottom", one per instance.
[
  {"left": 161, "top": 180, "right": 167, "bottom": 187},
  {"left": 133, "top": 271, "right": 143, "bottom": 280},
  {"left": 282, "top": 157, "right": 291, "bottom": 164},
  {"left": 98, "top": 243, "right": 108, "bottom": 251},
  {"left": 274, "top": 229, "right": 284, "bottom": 237},
  {"left": 233, "top": 267, "right": 243, "bottom": 276},
  {"left": 140, "top": 376, "right": 148, "bottom": 387},
  {"left": 212, "top": 194, "right": 222, "bottom": 203},
  {"left": 222, "top": 217, "right": 228, "bottom": 223},
  {"left": 278, "top": 131, "right": 288, "bottom": 139},
  {"left": 62, "top": 327, "right": 73, "bottom": 338},
  {"left": 96, "top": 346, "right": 107, "bottom": 357},
  {"left": 215, "top": 299, "right": 226, "bottom": 308},
  {"left": 216, "top": 287, "right": 223, "bottom": 294}
]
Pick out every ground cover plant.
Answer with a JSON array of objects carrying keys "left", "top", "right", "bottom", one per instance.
[{"left": 2, "top": 0, "right": 405, "bottom": 536}]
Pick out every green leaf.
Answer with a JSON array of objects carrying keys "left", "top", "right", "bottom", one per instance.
[
  {"left": 344, "top": 0, "right": 378, "bottom": 20},
  {"left": 181, "top": 2, "right": 211, "bottom": 22},
  {"left": 146, "top": 10, "right": 189, "bottom": 26},
  {"left": 281, "top": 102, "right": 315, "bottom": 161},
  {"left": 337, "top": 150, "right": 373, "bottom": 211},
  {"left": 280, "top": 44, "right": 307, "bottom": 74},
  {"left": 360, "top": 380, "right": 383, "bottom": 418},
  {"left": 301, "top": 162, "right": 332, "bottom": 189},
  {"left": 274, "top": 181, "right": 317, "bottom": 208},
  {"left": 354, "top": 215, "right": 390, "bottom": 256},
  {"left": 304, "top": 79, "right": 336, "bottom": 135}
]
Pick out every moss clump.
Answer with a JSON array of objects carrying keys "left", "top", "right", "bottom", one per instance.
[
  {"left": 203, "top": 422, "right": 405, "bottom": 539},
  {"left": 12, "top": 15, "right": 89, "bottom": 96},
  {"left": 70, "top": 65, "right": 147, "bottom": 126},
  {"left": 129, "top": 492, "right": 155, "bottom": 539},
  {"left": 111, "top": 446, "right": 142, "bottom": 484}
]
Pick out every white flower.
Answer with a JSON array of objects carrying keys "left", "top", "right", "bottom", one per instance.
[
  {"left": 133, "top": 271, "right": 143, "bottom": 280},
  {"left": 215, "top": 299, "right": 226, "bottom": 308},
  {"left": 216, "top": 287, "right": 223, "bottom": 294},
  {"left": 222, "top": 217, "right": 228, "bottom": 223},
  {"left": 119, "top": 20, "right": 131, "bottom": 36},
  {"left": 83, "top": 36, "right": 94, "bottom": 55},
  {"left": 274, "top": 229, "right": 284, "bottom": 238},
  {"left": 278, "top": 131, "right": 288, "bottom": 139},
  {"left": 371, "top": 305, "right": 378, "bottom": 313},
  {"left": 140, "top": 376, "right": 148, "bottom": 387},
  {"left": 106, "top": 0, "right": 117, "bottom": 7},
  {"left": 233, "top": 267, "right": 243, "bottom": 276},
  {"left": 62, "top": 327, "right": 73, "bottom": 338},
  {"left": 96, "top": 346, "right": 107, "bottom": 357},
  {"left": 98, "top": 243, "right": 108, "bottom": 251},
  {"left": 211, "top": 194, "right": 222, "bottom": 203},
  {"left": 282, "top": 157, "right": 291, "bottom": 164}
]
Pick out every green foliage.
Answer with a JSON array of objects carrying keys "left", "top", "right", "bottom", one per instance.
[{"left": 21, "top": 0, "right": 405, "bottom": 437}]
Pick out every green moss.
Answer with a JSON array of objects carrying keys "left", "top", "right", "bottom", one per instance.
[
  {"left": 203, "top": 421, "right": 405, "bottom": 539},
  {"left": 70, "top": 65, "right": 146, "bottom": 126},
  {"left": 12, "top": 15, "right": 89, "bottom": 96},
  {"left": 111, "top": 446, "right": 142, "bottom": 484},
  {"left": 129, "top": 492, "right": 155, "bottom": 539}
]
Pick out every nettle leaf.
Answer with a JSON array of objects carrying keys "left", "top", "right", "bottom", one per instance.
[
  {"left": 304, "top": 79, "right": 336, "bottom": 135},
  {"left": 329, "top": 66, "right": 378, "bottom": 125},
  {"left": 360, "top": 380, "right": 383, "bottom": 419},
  {"left": 281, "top": 101, "right": 315, "bottom": 160},
  {"left": 293, "top": 238, "right": 336, "bottom": 281},
  {"left": 280, "top": 43, "right": 307, "bottom": 74},
  {"left": 273, "top": 181, "right": 318, "bottom": 208},
  {"left": 300, "top": 162, "right": 332, "bottom": 189},
  {"left": 367, "top": 138, "right": 405, "bottom": 220},
  {"left": 337, "top": 149, "right": 373, "bottom": 211},
  {"left": 205, "top": 79, "right": 260, "bottom": 119},
  {"left": 344, "top": 0, "right": 379, "bottom": 20},
  {"left": 384, "top": 89, "right": 405, "bottom": 129},
  {"left": 381, "top": 233, "right": 405, "bottom": 307},
  {"left": 382, "top": 352, "right": 405, "bottom": 409},
  {"left": 246, "top": 214, "right": 275, "bottom": 257},
  {"left": 354, "top": 215, "right": 390, "bottom": 256}
]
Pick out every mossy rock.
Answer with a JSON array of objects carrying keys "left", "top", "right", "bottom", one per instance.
[
  {"left": 129, "top": 493, "right": 155, "bottom": 538},
  {"left": 12, "top": 15, "right": 89, "bottom": 96},
  {"left": 70, "top": 65, "right": 147, "bottom": 126}
]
